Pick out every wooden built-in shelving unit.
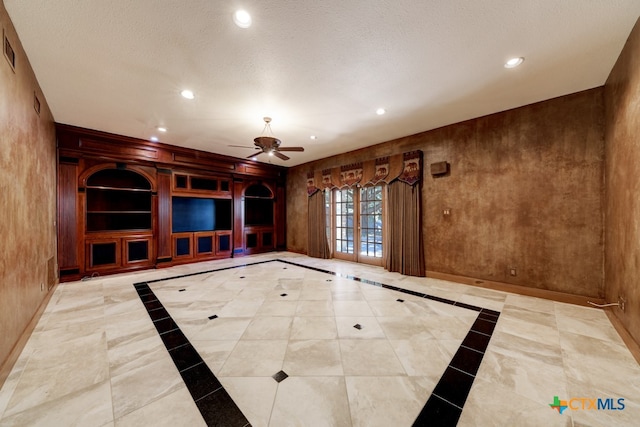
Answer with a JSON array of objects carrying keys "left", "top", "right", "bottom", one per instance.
[{"left": 56, "top": 124, "right": 287, "bottom": 281}]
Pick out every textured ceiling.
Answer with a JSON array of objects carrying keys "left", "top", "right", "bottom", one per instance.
[{"left": 5, "top": 1, "right": 640, "bottom": 166}]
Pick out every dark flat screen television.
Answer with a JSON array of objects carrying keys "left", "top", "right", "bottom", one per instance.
[{"left": 172, "top": 197, "right": 232, "bottom": 232}]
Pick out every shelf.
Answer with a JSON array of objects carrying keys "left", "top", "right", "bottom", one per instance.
[
  {"left": 87, "top": 211, "right": 152, "bottom": 214},
  {"left": 86, "top": 185, "right": 152, "bottom": 192}
]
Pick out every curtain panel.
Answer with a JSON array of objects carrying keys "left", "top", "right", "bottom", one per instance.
[
  {"left": 307, "top": 190, "right": 330, "bottom": 259},
  {"left": 384, "top": 180, "right": 425, "bottom": 276}
]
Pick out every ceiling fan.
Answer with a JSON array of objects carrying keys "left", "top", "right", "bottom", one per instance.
[{"left": 230, "top": 117, "right": 304, "bottom": 161}]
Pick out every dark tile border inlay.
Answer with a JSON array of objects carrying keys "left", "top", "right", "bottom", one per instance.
[{"left": 136, "top": 258, "right": 501, "bottom": 427}]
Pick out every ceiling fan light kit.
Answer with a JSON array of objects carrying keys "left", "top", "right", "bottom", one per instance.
[{"left": 240, "top": 117, "right": 304, "bottom": 161}]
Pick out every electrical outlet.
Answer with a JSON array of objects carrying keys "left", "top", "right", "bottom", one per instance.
[
  {"left": 618, "top": 296, "right": 626, "bottom": 313},
  {"left": 509, "top": 267, "right": 517, "bottom": 276}
]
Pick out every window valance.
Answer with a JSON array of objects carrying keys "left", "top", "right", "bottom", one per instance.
[{"left": 307, "top": 150, "right": 422, "bottom": 196}]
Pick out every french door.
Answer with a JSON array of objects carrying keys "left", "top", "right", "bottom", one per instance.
[{"left": 330, "top": 185, "right": 384, "bottom": 266}]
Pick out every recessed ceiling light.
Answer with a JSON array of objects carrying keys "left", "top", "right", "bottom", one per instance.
[
  {"left": 252, "top": 157, "right": 258, "bottom": 161},
  {"left": 310, "top": 135, "right": 317, "bottom": 140},
  {"left": 376, "top": 108, "right": 386, "bottom": 115},
  {"left": 233, "top": 10, "right": 252, "bottom": 28},
  {"left": 268, "top": 151, "right": 274, "bottom": 156},
  {"left": 181, "top": 89, "right": 195, "bottom": 99},
  {"left": 157, "top": 127, "right": 167, "bottom": 132},
  {"left": 150, "top": 136, "right": 159, "bottom": 142},
  {"left": 504, "top": 57, "right": 524, "bottom": 68}
]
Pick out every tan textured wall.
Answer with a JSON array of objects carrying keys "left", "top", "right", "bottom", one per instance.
[
  {"left": 605, "top": 18, "right": 640, "bottom": 345},
  {"left": 288, "top": 89, "right": 604, "bottom": 297},
  {"left": 0, "top": 2, "right": 57, "bottom": 368}
]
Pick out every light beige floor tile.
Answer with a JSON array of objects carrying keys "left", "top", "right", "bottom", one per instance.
[
  {"left": 0, "top": 380, "right": 113, "bottom": 427},
  {"left": 290, "top": 316, "right": 338, "bottom": 340},
  {"left": 505, "top": 293, "right": 556, "bottom": 314},
  {"left": 189, "top": 317, "right": 252, "bottom": 341},
  {"left": 476, "top": 330, "right": 568, "bottom": 406},
  {"left": 388, "top": 339, "right": 458, "bottom": 379},
  {"left": 218, "top": 340, "right": 288, "bottom": 377},
  {"left": 269, "top": 377, "right": 352, "bottom": 426},
  {"left": 340, "top": 339, "right": 407, "bottom": 376},
  {"left": 458, "top": 377, "right": 573, "bottom": 427},
  {"left": 218, "top": 298, "right": 265, "bottom": 317},
  {"left": 257, "top": 300, "right": 299, "bottom": 316},
  {"left": 346, "top": 376, "right": 432, "bottom": 427},
  {"left": 220, "top": 377, "right": 278, "bottom": 427},
  {"left": 377, "top": 316, "right": 435, "bottom": 340},
  {"left": 110, "top": 353, "right": 183, "bottom": 419},
  {"left": 296, "top": 300, "right": 334, "bottom": 316},
  {"left": 114, "top": 386, "right": 205, "bottom": 427},
  {"left": 4, "top": 332, "right": 109, "bottom": 417},
  {"left": 241, "top": 316, "right": 293, "bottom": 340},
  {"left": 333, "top": 300, "right": 375, "bottom": 317},
  {"left": 299, "top": 289, "right": 332, "bottom": 301},
  {"left": 191, "top": 340, "right": 238, "bottom": 374},
  {"left": 367, "top": 300, "right": 415, "bottom": 317},
  {"left": 283, "top": 340, "right": 344, "bottom": 376}
]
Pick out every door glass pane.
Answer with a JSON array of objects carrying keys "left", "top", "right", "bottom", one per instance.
[
  {"left": 359, "top": 185, "right": 383, "bottom": 258},
  {"left": 335, "top": 188, "right": 354, "bottom": 254},
  {"left": 325, "top": 190, "right": 331, "bottom": 243}
]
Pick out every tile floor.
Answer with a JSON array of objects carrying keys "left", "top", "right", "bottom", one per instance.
[{"left": 0, "top": 252, "right": 638, "bottom": 426}]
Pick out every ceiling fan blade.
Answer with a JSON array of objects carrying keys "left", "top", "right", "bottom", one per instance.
[
  {"left": 273, "top": 151, "right": 290, "bottom": 161},
  {"left": 229, "top": 144, "right": 258, "bottom": 149},
  {"left": 277, "top": 147, "right": 304, "bottom": 152},
  {"left": 247, "top": 151, "right": 264, "bottom": 159}
]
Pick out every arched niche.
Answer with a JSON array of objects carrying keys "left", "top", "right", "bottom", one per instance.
[
  {"left": 244, "top": 183, "right": 274, "bottom": 227},
  {"left": 85, "top": 168, "right": 153, "bottom": 232}
]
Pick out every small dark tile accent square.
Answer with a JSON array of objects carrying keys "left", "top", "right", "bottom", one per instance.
[
  {"left": 471, "top": 317, "right": 497, "bottom": 335},
  {"left": 153, "top": 317, "right": 180, "bottom": 334},
  {"left": 143, "top": 299, "right": 164, "bottom": 311},
  {"left": 353, "top": 324, "right": 363, "bottom": 330},
  {"left": 280, "top": 293, "right": 288, "bottom": 297},
  {"left": 159, "top": 329, "right": 189, "bottom": 351},
  {"left": 178, "top": 288, "right": 186, "bottom": 292},
  {"left": 239, "top": 276, "right": 245, "bottom": 279},
  {"left": 208, "top": 314, "right": 218, "bottom": 320},
  {"left": 432, "top": 367, "right": 475, "bottom": 409},
  {"left": 182, "top": 362, "right": 222, "bottom": 402},
  {"left": 397, "top": 299, "right": 405, "bottom": 303},
  {"left": 412, "top": 394, "right": 462, "bottom": 427},
  {"left": 283, "top": 267, "right": 287, "bottom": 269},
  {"left": 195, "top": 388, "right": 250, "bottom": 427},
  {"left": 147, "top": 307, "right": 170, "bottom": 322},
  {"left": 461, "top": 330, "right": 492, "bottom": 353},
  {"left": 449, "top": 346, "right": 485, "bottom": 376},
  {"left": 272, "top": 370, "right": 288, "bottom": 383},
  {"left": 326, "top": 279, "right": 332, "bottom": 282},
  {"left": 169, "top": 343, "right": 204, "bottom": 372}
]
